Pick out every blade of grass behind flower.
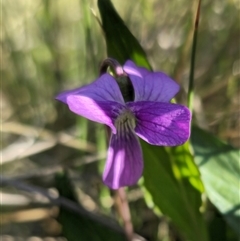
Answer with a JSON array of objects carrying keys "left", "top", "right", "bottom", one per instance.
[{"left": 187, "top": 0, "right": 202, "bottom": 112}]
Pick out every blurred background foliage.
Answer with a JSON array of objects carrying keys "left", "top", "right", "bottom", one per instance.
[{"left": 1, "top": 0, "right": 239, "bottom": 240}]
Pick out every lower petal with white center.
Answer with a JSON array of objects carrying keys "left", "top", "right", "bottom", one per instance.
[{"left": 103, "top": 121, "right": 143, "bottom": 189}]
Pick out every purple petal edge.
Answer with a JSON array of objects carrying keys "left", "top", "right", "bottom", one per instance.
[
  {"left": 55, "top": 86, "right": 84, "bottom": 104},
  {"left": 55, "top": 73, "right": 125, "bottom": 104},
  {"left": 127, "top": 101, "right": 191, "bottom": 146},
  {"left": 123, "top": 60, "right": 180, "bottom": 102},
  {"left": 123, "top": 60, "right": 150, "bottom": 78}
]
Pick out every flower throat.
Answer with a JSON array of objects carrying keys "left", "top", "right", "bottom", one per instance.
[{"left": 115, "top": 110, "right": 136, "bottom": 135}]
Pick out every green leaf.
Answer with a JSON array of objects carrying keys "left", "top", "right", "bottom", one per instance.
[
  {"left": 191, "top": 126, "right": 240, "bottom": 236},
  {"left": 141, "top": 140, "right": 209, "bottom": 241},
  {"left": 55, "top": 172, "right": 128, "bottom": 241},
  {"left": 98, "top": 0, "right": 151, "bottom": 69}
]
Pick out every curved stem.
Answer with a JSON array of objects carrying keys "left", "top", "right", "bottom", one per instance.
[
  {"left": 100, "top": 57, "right": 126, "bottom": 76},
  {"left": 100, "top": 58, "right": 134, "bottom": 102}
]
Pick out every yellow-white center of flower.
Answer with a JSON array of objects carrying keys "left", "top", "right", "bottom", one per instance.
[{"left": 115, "top": 110, "right": 136, "bottom": 134}]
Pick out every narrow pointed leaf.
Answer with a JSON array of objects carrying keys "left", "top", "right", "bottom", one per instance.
[{"left": 98, "top": 0, "right": 151, "bottom": 68}]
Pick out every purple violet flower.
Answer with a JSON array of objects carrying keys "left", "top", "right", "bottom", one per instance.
[{"left": 56, "top": 60, "right": 191, "bottom": 189}]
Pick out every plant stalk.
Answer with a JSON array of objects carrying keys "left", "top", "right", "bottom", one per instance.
[{"left": 115, "top": 187, "right": 134, "bottom": 241}]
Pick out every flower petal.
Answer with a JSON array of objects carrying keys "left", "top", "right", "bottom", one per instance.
[
  {"left": 55, "top": 86, "right": 84, "bottom": 104},
  {"left": 123, "top": 60, "right": 150, "bottom": 78},
  {"left": 67, "top": 96, "right": 124, "bottom": 133},
  {"left": 128, "top": 101, "right": 191, "bottom": 146},
  {"left": 56, "top": 73, "right": 124, "bottom": 104},
  {"left": 103, "top": 130, "right": 143, "bottom": 189},
  {"left": 123, "top": 61, "right": 179, "bottom": 102}
]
